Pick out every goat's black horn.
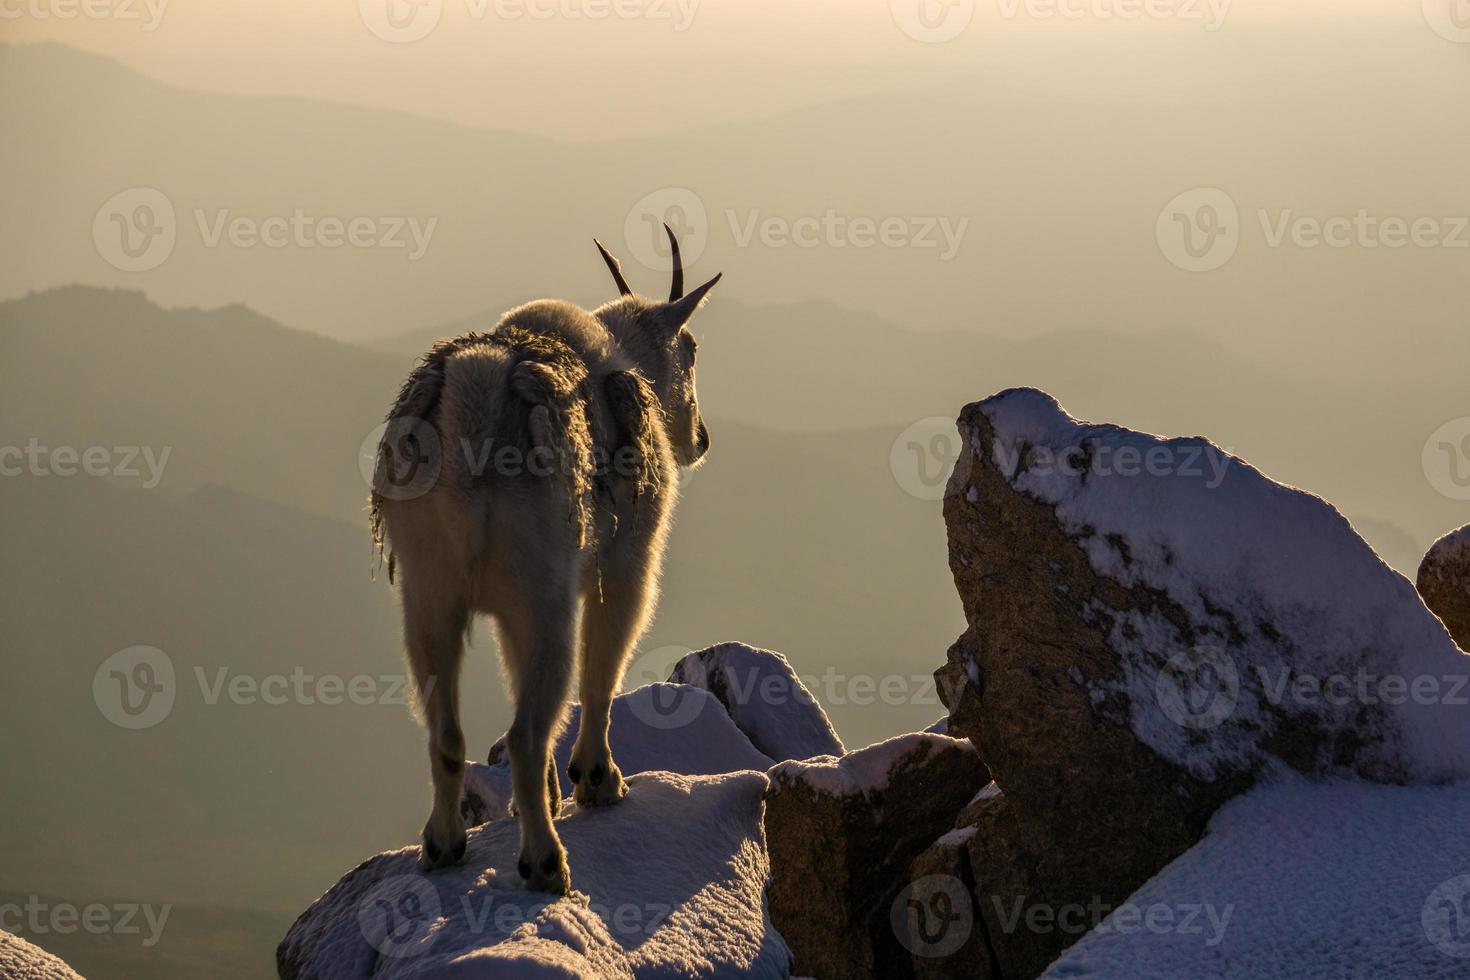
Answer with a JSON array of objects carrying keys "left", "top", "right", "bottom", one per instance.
[
  {"left": 594, "top": 239, "right": 633, "bottom": 297},
  {"left": 665, "top": 223, "right": 684, "bottom": 301}
]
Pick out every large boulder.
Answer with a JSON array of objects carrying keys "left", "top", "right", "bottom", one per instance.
[
  {"left": 936, "top": 389, "right": 1470, "bottom": 976},
  {"left": 762, "top": 733, "right": 989, "bottom": 979},
  {"left": 1417, "top": 525, "right": 1470, "bottom": 650},
  {"left": 0, "top": 932, "right": 83, "bottom": 980},
  {"left": 280, "top": 771, "right": 791, "bottom": 980},
  {"left": 669, "top": 642, "right": 846, "bottom": 762}
]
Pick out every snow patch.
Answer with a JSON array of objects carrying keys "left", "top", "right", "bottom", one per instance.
[
  {"left": 1043, "top": 776, "right": 1470, "bottom": 979},
  {"left": 669, "top": 643, "right": 845, "bottom": 763},
  {"left": 282, "top": 772, "right": 792, "bottom": 979},
  {"left": 768, "top": 733, "right": 972, "bottom": 799}
]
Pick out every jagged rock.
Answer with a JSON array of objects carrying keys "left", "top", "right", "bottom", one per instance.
[
  {"left": 937, "top": 389, "right": 1470, "bottom": 976},
  {"left": 280, "top": 772, "right": 791, "bottom": 979},
  {"left": 903, "top": 789, "right": 995, "bottom": 980},
  {"left": 1417, "top": 525, "right": 1470, "bottom": 649},
  {"left": 669, "top": 642, "right": 846, "bottom": 762},
  {"left": 472, "top": 683, "right": 775, "bottom": 823},
  {"left": 0, "top": 931, "right": 83, "bottom": 980},
  {"left": 763, "top": 733, "right": 989, "bottom": 979}
]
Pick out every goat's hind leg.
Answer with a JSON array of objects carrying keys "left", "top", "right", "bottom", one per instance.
[
  {"left": 497, "top": 577, "right": 577, "bottom": 895},
  {"left": 402, "top": 579, "right": 470, "bottom": 872}
]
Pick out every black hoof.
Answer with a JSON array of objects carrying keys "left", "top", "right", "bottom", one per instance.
[
  {"left": 567, "top": 762, "right": 582, "bottom": 784},
  {"left": 541, "top": 853, "right": 560, "bottom": 875},
  {"left": 518, "top": 857, "right": 532, "bottom": 880},
  {"left": 589, "top": 764, "right": 604, "bottom": 788}
]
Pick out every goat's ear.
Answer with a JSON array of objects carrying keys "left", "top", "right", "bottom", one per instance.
[{"left": 659, "top": 273, "right": 722, "bottom": 333}]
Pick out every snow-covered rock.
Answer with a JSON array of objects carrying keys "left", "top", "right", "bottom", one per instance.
[
  {"left": 935, "top": 389, "right": 1470, "bottom": 976},
  {"left": 668, "top": 642, "right": 845, "bottom": 763},
  {"left": 0, "top": 932, "right": 83, "bottom": 980},
  {"left": 1043, "top": 776, "right": 1470, "bottom": 979},
  {"left": 1418, "top": 524, "right": 1470, "bottom": 651},
  {"left": 763, "top": 734, "right": 988, "bottom": 979},
  {"left": 470, "top": 684, "right": 775, "bottom": 823},
  {"left": 280, "top": 771, "right": 792, "bottom": 980}
]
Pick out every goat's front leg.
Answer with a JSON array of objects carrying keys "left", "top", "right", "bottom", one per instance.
[{"left": 569, "top": 547, "right": 660, "bottom": 808}]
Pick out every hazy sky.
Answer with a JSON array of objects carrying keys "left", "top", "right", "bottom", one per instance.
[{"left": 0, "top": 0, "right": 1423, "bottom": 137}]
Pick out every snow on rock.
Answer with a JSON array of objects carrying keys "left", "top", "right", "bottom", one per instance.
[
  {"left": 763, "top": 734, "right": 988, "bottom": 979},
  {"left": 962, "top": 387, "right": 1470, "bottom": 783},
  {"left": 280, "top": 771, "right": 792, "bottom": 980},
  {"left": 1042, "top": 776, "right": 1470, "bottom": 980},
  {"left": 470, "top": 684, "right": 775, "bottom": 824},
  {"left": 0, "top": 932, "right": 83, "bottom": 980},
  {"left": 935, "top": 389, "right": 1470, "bottom": 976},
  {"left": 1417, "top": 524, "right": 1470, "bottom": 651},
  {"left": 668, "top": 642, "right": 845, "bottom": 763}
]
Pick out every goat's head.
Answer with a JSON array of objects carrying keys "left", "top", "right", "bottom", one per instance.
[{"left": 591, "top": 226, "right": 721, "bottom": 467}]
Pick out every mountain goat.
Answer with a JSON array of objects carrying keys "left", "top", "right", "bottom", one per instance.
[{"left": 369, "top": 228, "right": 720, "bottom": 894}]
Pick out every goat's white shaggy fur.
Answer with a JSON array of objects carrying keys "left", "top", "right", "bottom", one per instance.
[{"left": 370, "top": 231, "right": 720, "bottom": 894}]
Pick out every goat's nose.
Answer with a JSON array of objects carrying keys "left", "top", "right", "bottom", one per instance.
[{"left": 694, "top": 420, "right": 710, "bottom": 458}]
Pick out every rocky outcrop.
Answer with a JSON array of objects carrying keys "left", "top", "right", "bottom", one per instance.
[
  {"left": 0, "top": 932, "right": 83, "bottom": 980},
  {"left": 1417, "top": 524, "right": 1470, "bottom": 649},
  {"left": 762, "top": 734, "right": 989, "bottom": 979},
  {"left": 472, "top": 683, "right": 776, "bottom": 823},
  {"left": 280, "top": 771, "right": 791, "bottom": 980},
  {"left": 670, "top": 642, "right": 846, "bottom": 762},
  {"left": 935, "top": 389, "right": 1470, "bottom": 976}
]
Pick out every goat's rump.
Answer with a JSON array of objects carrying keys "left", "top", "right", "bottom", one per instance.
[{"left": 369, "top": 328, "right": 650, "bottom": 576}]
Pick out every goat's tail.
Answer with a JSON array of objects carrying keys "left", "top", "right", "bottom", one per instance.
[{"left": 508, "top": 358, "right": 599, "bottom": 548}]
